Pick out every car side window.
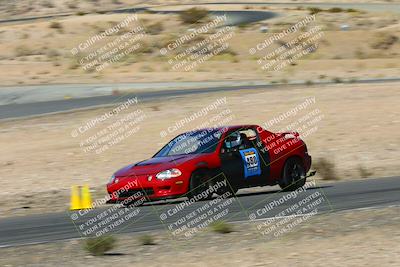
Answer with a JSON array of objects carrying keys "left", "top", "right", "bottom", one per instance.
[
  {"left": 221, "top": 129, "right": 257, "bottom": 154},
  {"left": 221, "top": 131, "right": 240, "bottom": 153}
]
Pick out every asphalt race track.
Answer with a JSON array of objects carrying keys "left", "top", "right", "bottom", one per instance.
[
  {"left": 0, "top": 176, "right": 399, "bottom": 247},
  {"left": 1, "top": 78, "right": 400, "bottom": 120},
  {"left": 0, "top": 83, "right": 272, "bottom": 120}
]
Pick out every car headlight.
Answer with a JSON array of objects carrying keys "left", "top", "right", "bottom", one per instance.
[
  {"left": 156, "top": 168, "right": 182, "bottom": 180},
  {"left": 109, "top": 174, "right": 115, "bottom": 184}
]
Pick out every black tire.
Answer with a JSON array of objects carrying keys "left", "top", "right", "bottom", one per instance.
[
  {"left": 279, "top": 157, "right": 306, "bottom": 191},
  {"left": 187, "top": 170, "right": 213, "bottom": 201}
]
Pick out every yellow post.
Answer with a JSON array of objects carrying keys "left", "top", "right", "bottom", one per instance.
[
  {"left": 70, "top": 185, "right": 81, "bottom": 210},
  {"left": 81, "top": 185, "right": 92, "bottom": 210}
]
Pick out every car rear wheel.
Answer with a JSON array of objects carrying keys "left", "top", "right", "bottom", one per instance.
[
  {"left": 187, "top": 170, "right": 213, "bottom": 201},
  {"left": 279, "top": 157, "right": 306, "bottom": 191}
]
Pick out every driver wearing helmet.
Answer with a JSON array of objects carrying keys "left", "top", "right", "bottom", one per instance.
[{"left": 222, "top": 132, "right": 251, "bottom": 153}]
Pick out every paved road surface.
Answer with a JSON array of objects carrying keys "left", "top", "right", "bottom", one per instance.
[
  {"left": 0, "top": 176, "right": 399, "bottom": 247},
  {"left": 1, "top": 78, "right": 400, "bottom": 120}
]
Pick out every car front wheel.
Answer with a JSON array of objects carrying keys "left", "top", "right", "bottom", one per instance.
[{"left": 187, "top": 170, "right": 213, "bottom": 201}]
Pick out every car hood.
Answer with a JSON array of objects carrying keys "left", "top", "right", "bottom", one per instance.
[{"left": 114, "top": 155, "right": 196, "bottom": 177}]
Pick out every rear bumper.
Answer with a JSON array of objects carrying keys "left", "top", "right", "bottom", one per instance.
[{"left": 304, "top": 153, "right": 312, "bottom": 172}]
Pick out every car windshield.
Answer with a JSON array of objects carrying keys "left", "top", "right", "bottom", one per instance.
[{"left": 154, "top": 129, "right": 224, "bottom": 157}]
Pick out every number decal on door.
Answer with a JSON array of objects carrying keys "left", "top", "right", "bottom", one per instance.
[{"left": 239, "top": 148, "right": 261, "bottom": 178}]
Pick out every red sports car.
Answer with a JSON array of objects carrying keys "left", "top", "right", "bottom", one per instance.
[{"left": 107, "top": 125, "right": 314, "bottom": 204}]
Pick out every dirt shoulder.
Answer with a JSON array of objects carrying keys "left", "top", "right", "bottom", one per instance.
[{"left": 1, "top": 205, "right": 399, "bottom": 266}]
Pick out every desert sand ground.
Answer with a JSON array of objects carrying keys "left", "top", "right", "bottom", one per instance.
[
  {"left": 0, "top": 5, "right": 399, "bottom": 85},
  {"left": 1, "top": 205, "right": 399, "bottom": 266},
  {"left": 0, "top": 82, "right": 399, "bottom": 216}
]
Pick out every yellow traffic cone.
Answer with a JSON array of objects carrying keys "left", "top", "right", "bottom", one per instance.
[
  {"left": 70, "top": 185, "right": 81, "bottom": 210},
  {"left": 81, "top": 185, "right": 92, "bottom": 209}
]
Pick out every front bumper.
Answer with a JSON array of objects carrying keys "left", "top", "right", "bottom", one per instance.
[{"left": 106, "top": 174, "right": 189, "bottom": 203}]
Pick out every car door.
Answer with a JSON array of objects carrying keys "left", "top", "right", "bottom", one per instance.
[
  {"left": 219, "top": 136, "right": 245, "bottom": 189},
  {"left": 240, "top": 127, "right": 270, "bottom": 186},
  {"left": 219, "top": 128, "right": 270, "bottom": 189}
]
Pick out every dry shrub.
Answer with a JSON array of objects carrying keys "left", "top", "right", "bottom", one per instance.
[
  {"left": 308, "top": 7, "right": 322, "bottom": 15},
  {"left": 370, "top": 32, "right": 398, "bottom": 50},
  {"left": 358, "top": 165, "right": 373, "bottom": 178},
  {"left": 146, "top": 22, "right": 164, "bottom": 35},
  {"left": 84, "top": 235, "right": 116, "bottom": 256},
  {"left": 327, "top": 7, "right": 344, "bottom": 13},
  {"left": 210, "top": 221, "right": 233, "bottom": 234},
  {"left": 138, "top": 234, "right": 156, "bottom": 245},
  {"left": 179, "top": 8, "right": 209, "bottom": 24},
  {"left": 49, "top": 21, "right": 62, "bottom": 30},
  {"left": 314, "top": 158, "right": 339, "bottom": 180},
  {"left": 15, "top": 45, "right": 35, "bottom": 57}
]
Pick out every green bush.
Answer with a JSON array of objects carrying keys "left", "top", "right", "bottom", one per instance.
[
  {"left": 209, "top": 221, "right": 233, "bottom": 234},
  {"left": 179, "top": 8, "right": 209, "bottom": 24},
  {"left": 84, "top": 235, "right": 116, "bottom": 256}
]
